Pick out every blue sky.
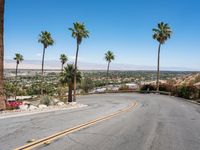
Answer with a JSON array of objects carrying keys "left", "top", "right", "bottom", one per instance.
[{"left": 4, "top": 0, "right": 200, "bottom": 70}]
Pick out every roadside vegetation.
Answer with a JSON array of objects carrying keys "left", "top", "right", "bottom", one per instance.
[{"left": 140, "top": 73, "right": 200, "bottom": 101}]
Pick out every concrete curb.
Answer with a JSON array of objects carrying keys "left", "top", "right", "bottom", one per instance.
[
  {"left": 0, "top": 104, "right": 87, "bottom": 119},
  {"left": 185, "top": 99, "right": 200, "bottom": 105}
]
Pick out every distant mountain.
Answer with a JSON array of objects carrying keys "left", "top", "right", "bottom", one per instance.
[{"left": 4, "top": 59, "right": 199, "bottom": 71}]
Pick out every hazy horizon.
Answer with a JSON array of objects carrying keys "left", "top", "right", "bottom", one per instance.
[{"left": 4, "top": 59, "right": 200, "bottom": 72}]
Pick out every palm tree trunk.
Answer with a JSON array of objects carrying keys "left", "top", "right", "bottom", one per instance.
[
  {"left": 41, "top": 46, "right": 45, "bottom": 95},
  {"left": 15, "top": 63, "right": 18, "bottom": 77},
  {"left": 73, "top": 42, "right": 79, "bottom": 102},
  {"left": 15, "top": 63, "right": 18, "bottom": 100},
  {"left": 41, "top": 47, "right": 45, "bottom": 77},
  {"left": 156, "top": 43, "right": 161, "bottom": 92},
  {"left": 68, "top": 84, "right": 73, "bottom": 103},
  {"left": 61, "top": 63, "right": 63, "bottom": 72},
  {"left": 0, "top": 0, "right": 6, "bottom": 110},
  {"left": 106, "top": 61, "right": 110, "bottom": 91}
]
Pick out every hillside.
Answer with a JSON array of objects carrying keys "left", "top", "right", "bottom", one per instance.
[{"left": 174, "top": 73, "right": 200, "bottom": 87}]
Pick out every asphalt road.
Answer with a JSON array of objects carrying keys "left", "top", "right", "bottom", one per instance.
[{"left": 0, "top": 93, "right": 200, "bottom": 150}]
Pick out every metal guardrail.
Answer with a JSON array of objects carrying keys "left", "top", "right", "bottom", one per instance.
[{"left": 139, "top": 90, "right": 171, "bottom": 95}]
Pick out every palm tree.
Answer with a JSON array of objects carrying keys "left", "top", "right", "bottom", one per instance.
[
  {"left": 105, "top": 51, "right": 115, "bottom": 89},
  {"left": 38, "top": 31, "right": 54, "bottom": 94},
  {"left": 60, "top": 64, "right": 81, "bottom": 102},
  {"left": 14, "top": 53, "right": 23, "bottom": 78},
  {"left": 13, "top": 53, "right": 23, "bottom": 100},
  {"left": 60, "top": 54, "right": 68, "bottom": 71},
  {"left": 0, "top": 0, "right": 5, "bottom": 110},
  {"left": 153, "top": 22, "right": 172, "bottom": 92},
  {"left": 69, "top": 22, "right": 89, "bottom": 102}
]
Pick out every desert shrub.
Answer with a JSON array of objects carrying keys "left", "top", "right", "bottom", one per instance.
[
  {"left": 176, "top": 85, "right": 199, "bottom": 100},
  {"left": 40, "top": 95, "right": 52, "bottom": 106},
  {"left": 56, "top": 85, "right": 67, "bottom": 99},
  {"left": 195, "top": 74, "right": 200, "bottom": 83},
  {"left": 17, "top": 86, "right": 27, "bottom": 96},
  {"left": 159, "top": 83, "right": 175, "bottom": 92},
  {"left": 43, "top": 82, "right": 57, "bottom": 96},
  {"left": 81, "top": 77, "right": 94, "bottom": 93},
  {"left": 27, "top": 83, "right": 41, "bottom": 95},
  {"left": 4, "top": 82, "right": 16, "bottom": 98}
]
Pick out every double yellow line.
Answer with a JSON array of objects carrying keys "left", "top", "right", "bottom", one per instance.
[{"left": 14, "top": 101, "right": 137, "bottom": 150}]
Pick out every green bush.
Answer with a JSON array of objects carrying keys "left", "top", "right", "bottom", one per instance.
[
  {"left": 159, "top": 83, "right": 175, "bottom": 92},
  {"left": 177, "top": 85, "right": 199, "bottom": 100},
  {"left": 40, "top": 95, "right": 52, "bottom": 106},
  {"left": 4, "top": 82, "right": 16, "bottom": 98},
  {"left": 27, "top": 83, "right": 41, "bottom": 95},
  {"left": 81, "top": 77, "right": 94, "bottom": 93},
  {"left": 176, "top": 85, "right": 199, "bottom": 100}
]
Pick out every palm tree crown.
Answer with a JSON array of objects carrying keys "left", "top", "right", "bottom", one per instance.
[
  {"left": 60, "top": 64, "right": 81, "bottom": 85},
  {"left": 153, "top": 22, "right": 172, "bottom": 44},
  {"left": 69, "top": 22, "right": 89, "bottom": 45},
  {"left": 38, "top": 31, "right": 54, "bottom": 48},
  {"left": 14, "top": 53, "right": 23, "bottom": 64},
  {"left": 60, "top": 54, "right": 68, "bottom": 65},
  {"left": 105, "top": 51, "right": 115, "bottom": 63}
]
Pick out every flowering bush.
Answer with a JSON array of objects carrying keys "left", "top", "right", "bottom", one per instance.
[{"left": 6, "top": 101, "right": 22, "bottom": 110}]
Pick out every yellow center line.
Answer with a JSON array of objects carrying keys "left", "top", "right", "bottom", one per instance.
[{"left": 14, "top": 101, "right": 138, "bottom": 150}]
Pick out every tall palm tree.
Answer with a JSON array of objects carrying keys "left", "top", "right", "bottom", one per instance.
[
  {"left": 38, "top": 31, "right": 54, "bottom": 94},
  {"left": 69, "top": 22, "right": 89, "bottom": 102},
  {"left": 14, "top": 53, "right": 23, "bottom": 78},
  {"left": 13, "top": 53, "right": 23, "bottom": 100},
  {"left": 60, "top": 54, "right": 68, "bottom": 72},
  {"left": 105, "top": 51, "right": 115, "bottom": 89},
  {"left": 0, "top": 0, "right": 5, "bottom": 110},
  {"left": 60, "top": 64, "right": 81, "bottom": 102},
  {"left": 153, "top": 22, "right": 172, "bottom": 92}
]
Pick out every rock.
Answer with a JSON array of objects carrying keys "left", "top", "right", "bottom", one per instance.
[
  {"left": 52, "top": 99, "right": 60, "bottom": 105},
  {"left": 19, "top": 105, "right": 28, "bottom": 111},
  {"left": 71, "top": 102, "right": 77, "bottom": 105},
  {"left": 57, "top": 102, "right": 65, "bottom": 106},
  {"left": 38, "top": 104, "right": 47, "bottom": 109},
  {"left": 53, "top": 99, "right": 60, "bottom": 103},
  {"left": 28, "top": 105, "right": 38, "bottom": 110},
  {"left": 22, "top": 101, "right": 31, "bottom": 105}
]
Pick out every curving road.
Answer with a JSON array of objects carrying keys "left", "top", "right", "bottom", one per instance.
[{"left": 0, "top": 93, "right": 200, "bottom": 150}]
